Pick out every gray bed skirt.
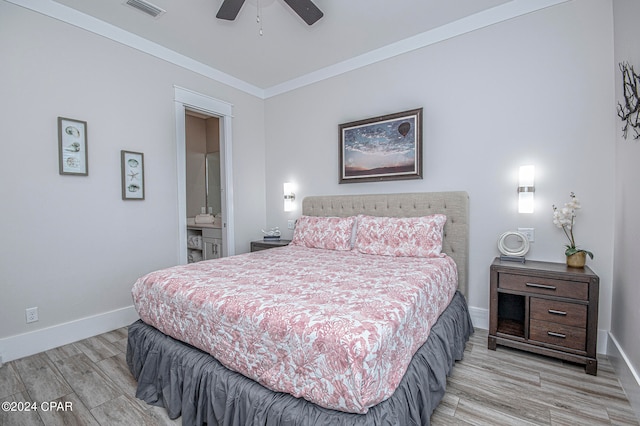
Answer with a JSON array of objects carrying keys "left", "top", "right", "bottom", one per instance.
[{"left": 126, "top": 291, "right": 474, "bottom": 426}]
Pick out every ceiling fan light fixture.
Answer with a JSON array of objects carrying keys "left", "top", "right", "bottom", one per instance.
[
  {"left": 217, "top": 0, "right": 323, "bottom": 25},
  {"left": 216, "top": 0, "right": 245, "bottom": 20},
  {"left": 282, "top": 0, "right": 323, "bottom": 25},
  {"left": 124, "top": 0, "right": 166, "bottom": 18}
]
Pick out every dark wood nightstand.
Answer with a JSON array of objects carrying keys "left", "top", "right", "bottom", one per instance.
[
  {"left": 488, "top": 257, "right": 599, "bottom": 375},
  {"left": 250, "top": 239, "right": 291, "bottom": 252}
]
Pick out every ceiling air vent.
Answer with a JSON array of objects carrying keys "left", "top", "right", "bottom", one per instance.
[{"left": 125, "top": 0, "right": 166, "bottom": 18}]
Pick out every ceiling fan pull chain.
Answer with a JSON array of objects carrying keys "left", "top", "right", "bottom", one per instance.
[{"left": 257, "top": 0, "right": 264, "bottom": 36}]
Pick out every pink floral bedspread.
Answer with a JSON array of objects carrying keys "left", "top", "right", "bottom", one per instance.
[{"left": 131, "top": 245, "right": 458, "bottom": 414}]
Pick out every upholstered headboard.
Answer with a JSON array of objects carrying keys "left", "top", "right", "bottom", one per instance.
[{"left": 302, "top": 191, "right": 470, "bottom": 298}]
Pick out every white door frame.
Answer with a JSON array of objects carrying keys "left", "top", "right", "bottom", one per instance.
[{"left": 174, "top": 86, "right": 235, "bottom": 262}]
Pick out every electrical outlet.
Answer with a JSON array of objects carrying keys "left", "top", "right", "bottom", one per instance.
[
  {"left": 287, "top": 219, "right": 295, "bottom": 230},
  {"left": 518, "top": 227, "right": 535, "bottom": 242},
  {"left": 25, "top": 307, "right": 38, "bottom": 323}
]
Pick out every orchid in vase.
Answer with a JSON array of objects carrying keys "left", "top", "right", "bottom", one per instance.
[{"left": 552, "top": 192, "right": 594, "bottom": 261}]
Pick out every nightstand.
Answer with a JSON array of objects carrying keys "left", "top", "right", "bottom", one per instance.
[
  {"left": 250, "top": 239, "right": 291, "bottom": 252},
  {"left": 488, "top": 257, "right": 599, "bottom": 375}
]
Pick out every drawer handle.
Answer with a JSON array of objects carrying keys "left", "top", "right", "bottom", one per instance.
[
  {"left": 547, "top": 331, "right": 566, "bottom": 339},
  {"left": 548, "top": 309, "right": 567, "bottom": 316},
  {"left": 526, "top": 282, "right": 557, "bottom": 290}
]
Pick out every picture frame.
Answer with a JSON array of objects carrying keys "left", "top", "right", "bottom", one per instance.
[
  {"left": 339, "top": 108, "right": 423, "bottom": 183},
  {"left": 121, "top": 150, "right": 145, "bottom": 200},
  {"left": 58, "top": 117, "right": 88, "bottom": 175}
]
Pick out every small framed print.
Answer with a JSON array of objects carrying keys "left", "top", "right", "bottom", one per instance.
[
  {"left": 58, "top": 117, "right": 88, "bottom": 175},
  {"left": 121, "top": 150, "right": 145, "bottom": 200}
]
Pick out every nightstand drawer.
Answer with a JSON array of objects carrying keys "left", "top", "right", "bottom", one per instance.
[
  {"left": 530, "top": 319, "right": 586, "bottom": 351},
  {"left": 499, "top": 273, "right": 588, "bottom": 300},
  {"left": 530, "top": 298, "right": 587, "bottom": 328}
]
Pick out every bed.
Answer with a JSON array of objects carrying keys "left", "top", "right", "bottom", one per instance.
[{"left": 127, "top": 191, "right": 473, "bottom": 425}]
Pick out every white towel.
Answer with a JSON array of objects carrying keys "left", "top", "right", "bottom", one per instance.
[
  {"left": 188, "top": 235, "right": 202, "bottom": 249},
  {"left": 188, "top": 249, "right": 203, "bottom": 263}
]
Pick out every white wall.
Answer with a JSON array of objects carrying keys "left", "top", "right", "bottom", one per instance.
[
  {"left": 265, "top": 0, "right": 616, "bottom": 340},
  {"left": 1, "top": 3, "right": 632, "bottom": 403},
  {"left": 0, "top": 1, "right": 266, "bottom": 359},
  {"left": 612, "top": 0, "right": 640, "bottom": 417}
]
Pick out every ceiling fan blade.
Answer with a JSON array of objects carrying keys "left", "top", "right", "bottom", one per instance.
[
  {"left": 216, "top": 0, "right": 246, "bottom": 20},
  {"left": 283, "top": 0, "right": 323, "bottom": 25}
]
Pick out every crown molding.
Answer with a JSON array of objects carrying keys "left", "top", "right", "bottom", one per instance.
[
  {"left": 264, "top": 0, "right": 570, "bottom": 98},
  {"left": 5, "top": 0, "right": 265, "bottom": 98},
  {"left": 6, "top": 0, "right": 569, "bottom": 100}
]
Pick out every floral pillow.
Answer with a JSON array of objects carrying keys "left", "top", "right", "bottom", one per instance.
[
  {"left": 354, "top": 214, "right": 447, "bottom": 257},
  {"left": 291, "top": 216, "right": 356, "bottom": 251}
]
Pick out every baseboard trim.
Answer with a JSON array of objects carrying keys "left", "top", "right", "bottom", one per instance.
[
  {"left": 0, "top": 306, "right": 139, "bottom": 363},
  {"left": 597, "top": 329, "right": 609, "bottom": 355},
  {"left": 608, "top": 332, "right": 640, "bottom": 421},
  {"left": 469, "top": 306, "right": 489, "bottom": 330}
]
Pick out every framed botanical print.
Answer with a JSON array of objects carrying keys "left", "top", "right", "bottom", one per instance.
[
  {"left": 121, "top": 150, "right": 145, "bottom": 200},
  {"left": 58, "top": 117, "right": 88, "bottom": 176}
]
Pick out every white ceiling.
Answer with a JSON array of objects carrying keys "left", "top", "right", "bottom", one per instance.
[
  {"left": 50, "top": 0, "right": 509, "bottom": 89},
  {"left": 10, "top": 0, "right": 567, "bottom": 97}
]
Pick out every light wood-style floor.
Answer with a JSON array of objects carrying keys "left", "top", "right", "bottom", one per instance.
[{"left": 0, "top": 327, "right": 638, "bottom": 426}]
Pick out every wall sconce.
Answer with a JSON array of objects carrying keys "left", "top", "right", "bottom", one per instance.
[
  {"left": 283, "top": 182, "right": 296, "bottom": 212},
  {"left": 518, "top": 165, "right": 535, "bottom": 213}
]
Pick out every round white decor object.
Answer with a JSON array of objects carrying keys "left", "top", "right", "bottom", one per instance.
[{"left": 497, "top": 231, "right": 530, "bottom": 257}]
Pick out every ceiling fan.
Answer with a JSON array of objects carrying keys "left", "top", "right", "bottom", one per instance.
[{"left": 216, "top": 0, "right": 324, "bottom": 26}]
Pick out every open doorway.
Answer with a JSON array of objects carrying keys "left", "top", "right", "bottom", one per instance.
[
  {"left": 175, "top": 86, "right": 235, "bottom": 263},
  {"left": 185, "top": 110, "right": 223, "bottom": 262}
]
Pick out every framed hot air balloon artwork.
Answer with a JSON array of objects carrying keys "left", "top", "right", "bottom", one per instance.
[{"left": 339, "top": 108, "right": 423, "bottom": 183}]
